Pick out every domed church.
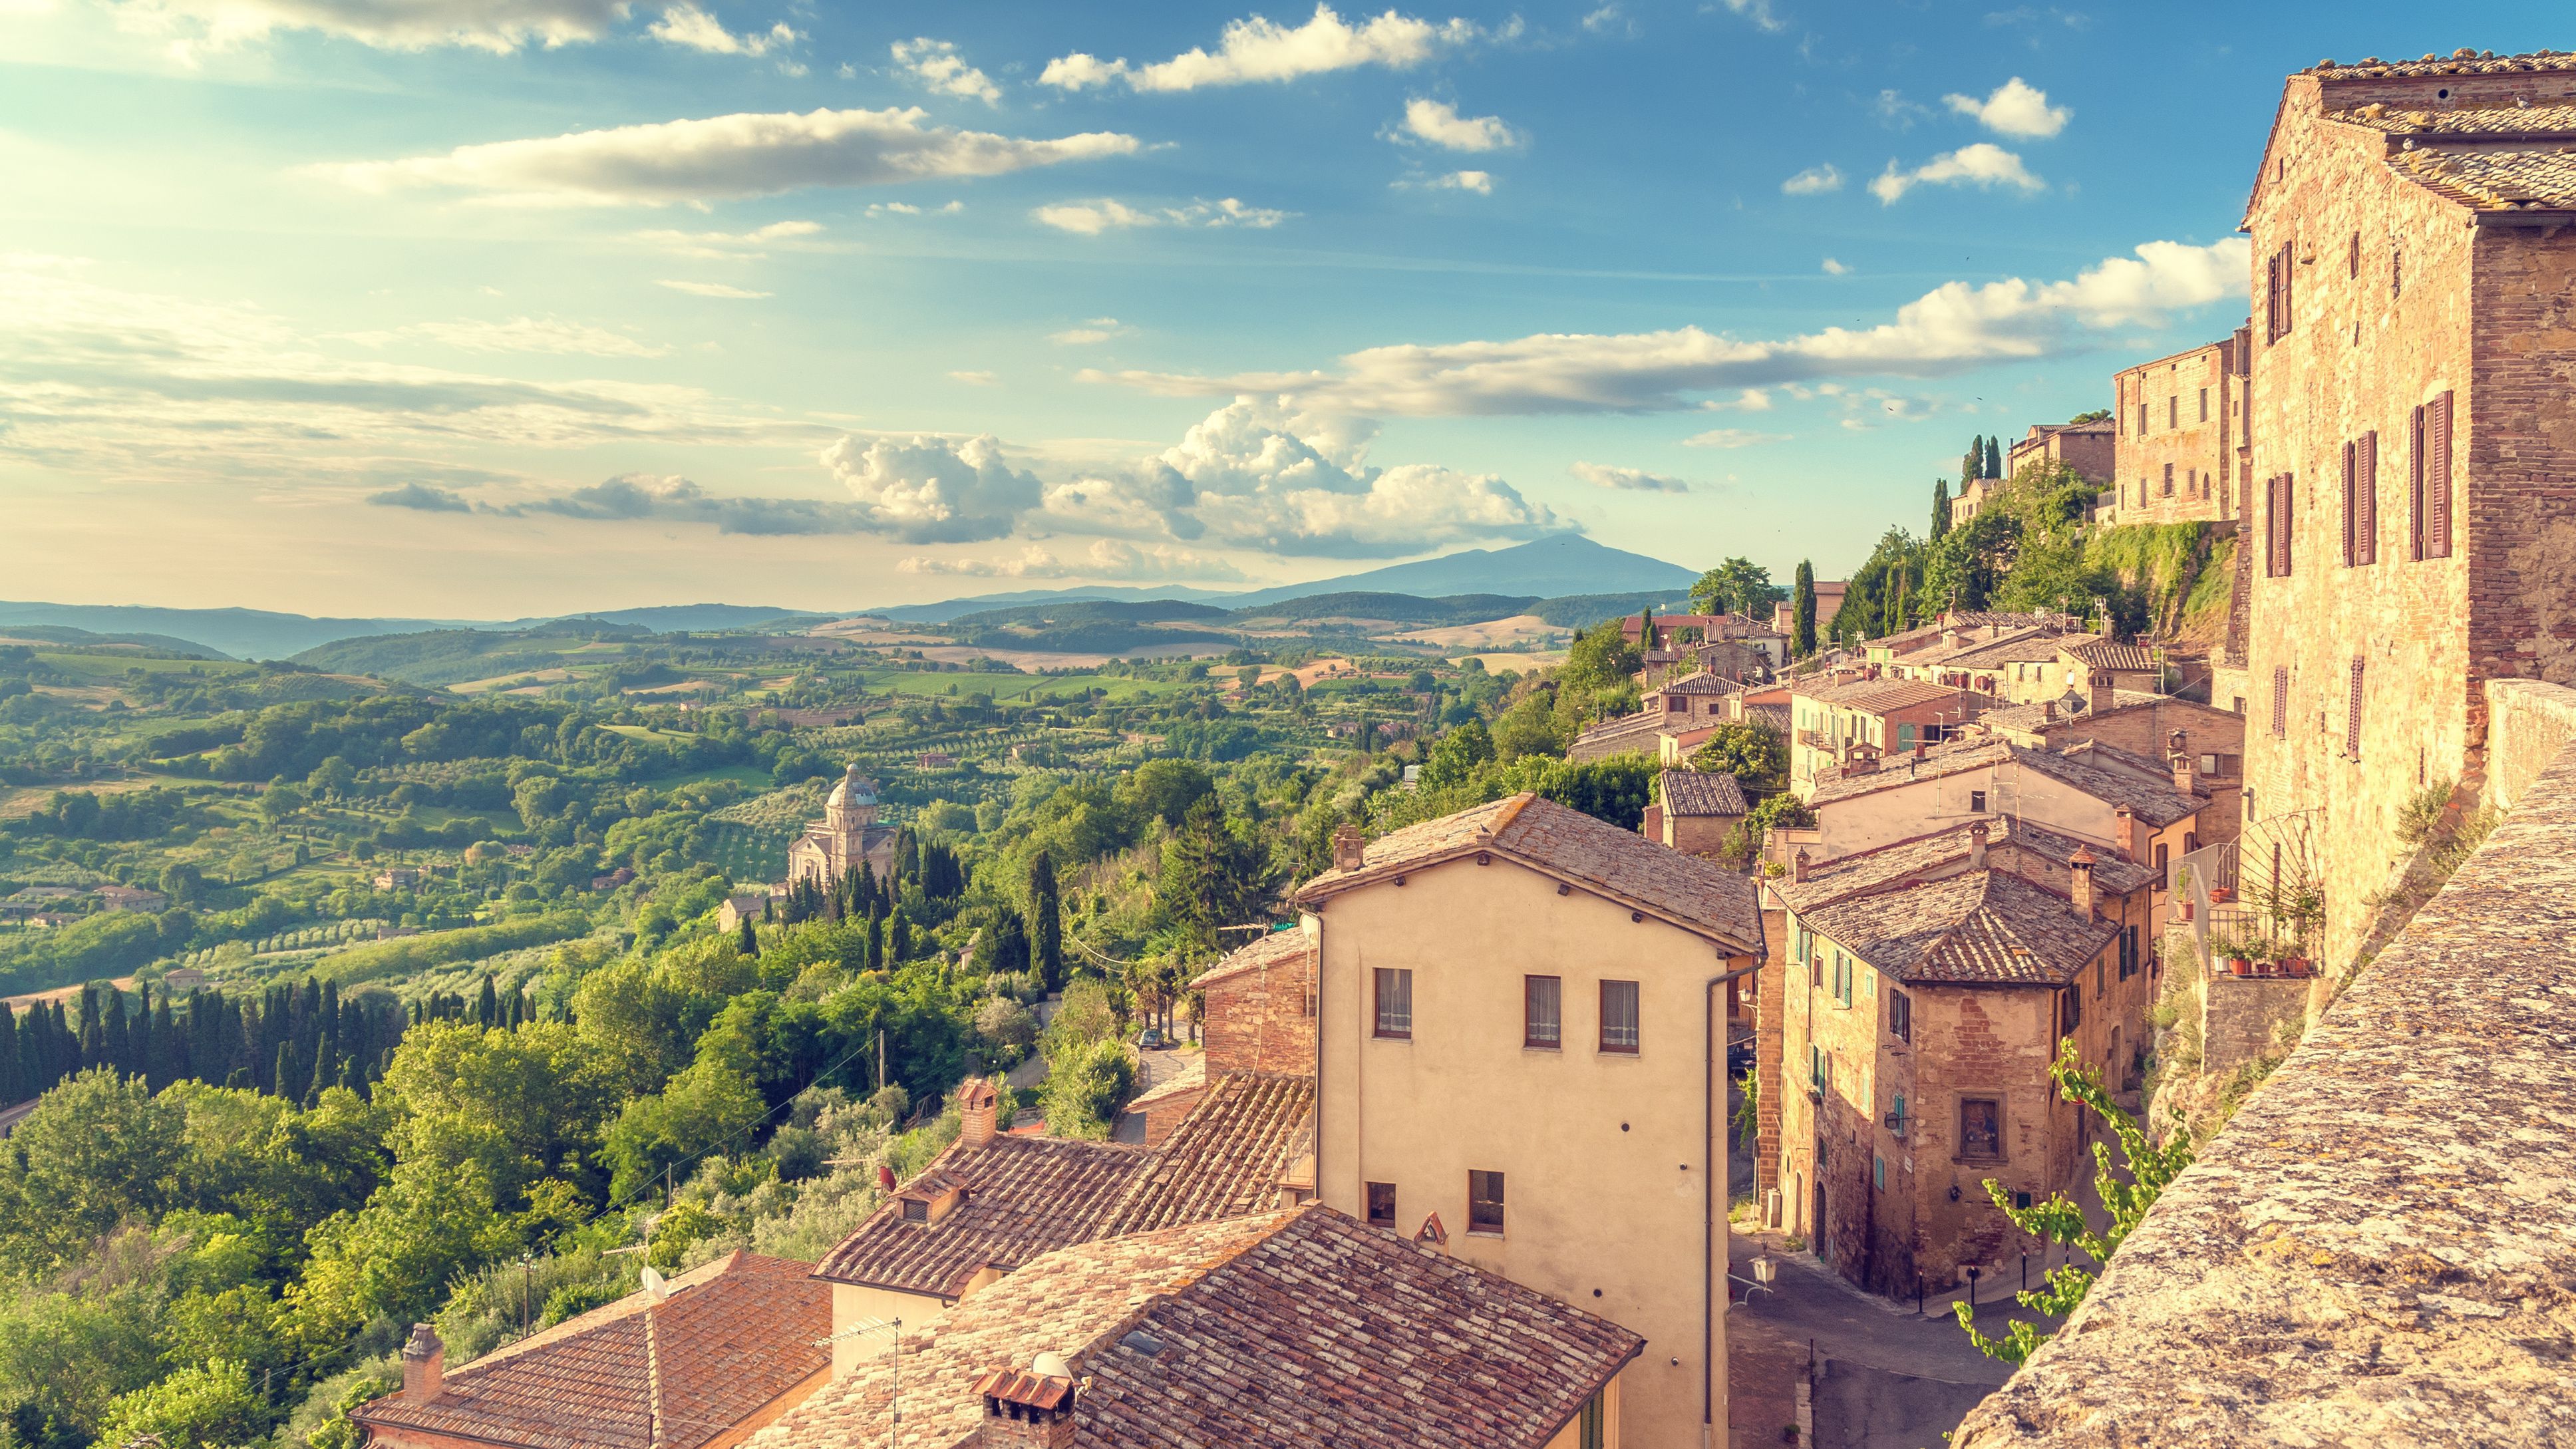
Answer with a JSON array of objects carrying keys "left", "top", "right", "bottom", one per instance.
[{"left": 786, "top": 764, "right": 899, "bottom": 889}]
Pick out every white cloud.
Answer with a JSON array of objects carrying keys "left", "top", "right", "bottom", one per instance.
[
  {"left": 649, "top": 4, "right": 798, "bottom": 57},
  {"left": 1580, "top": 3, "right": 1632, "bottom": 34},
  {"left": 818, "top": 434, "right": 1045, "bottom": 543},
  {"left": 1049, "top": 318, "right": 1130, "bottom": 345},
  {"left": 1704, "top": 387, "right": 1772, "bottom": 411},
  {"left": 1821, "top": 257, "right": 1850, "bottom": 275},
  {"left": 948, "top": 370, "right": 997, "bottom": 385},
  {"left": 1873, "top": 89, "right": 1929, "bottom": 128},
  {"left": 899, "top": 540, "right": 1246, "bottom": 581},
  {"left": 868, "top": 200, "right": 965, "bottom": 216},
  {"left": 1428, "top": 169, "right": 1492, "bottom": 194},
  {"left": 891, "top": 37, "right": 1000, "bottom": 103},
  {"left": 321, "top": 108, "right": 1140, "bottom": 206},
  {"left": 1397, "top": 98, "right": 1520, "bottom": 152},
  {"left": 1780, "top": 164, "right": 1842, "bottom": 196},
  {"left": 1088, "top": 237, "right": 2249, "bottom": 414},
  {"left": 1571, "top": 461, "right": 1689, "bottom": 493},
  {"left": 1712, "top": 0, "right": 1783, "bottom": 33},
  {"left": 631, "top": 219, "right": 822, "bottom": 258},
  {"left": 656, "top": 279, "right": 771, "bottom": 298},
  {"left": 1041, "top": 3, "right": 1482, "bottom": 93},
  {"left": 1682, "top": 428, "right": 1788, "bottom": 448},
  {"left": 1943, "top": 77, "right": 2069, "bottom": 138},
  {"left": 99, "top": 0, "right": 629, "bottom": 54},
  {"left": 1869, "top": 143, "right": 2043, "bottom": 203},
  {"left": 1032, "top": 197, "right": 1291, "bottom": 235},
  {"left": 347, "top": 316, "right": 673, "bottom": 358}
]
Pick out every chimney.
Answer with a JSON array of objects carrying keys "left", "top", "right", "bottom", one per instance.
[
  {"left": 2069, "top": 846, "right": 2098, "bottom": 919},
  {"left": 1331, "top": 823, "right": 1367, "bottom": 873},
  {"left": 1967, "top": 822, "right": 1989, "bottom": 872},
  {"left": 2042, "top": 699, "right": 2056, "bottom": 723},
  {"left": 957, "top": 1077, "right": 999, "bottom": 1149},
  {"left": 401, "top": 1323, "right": 445, "bottom": 1405},
  {"left": 2088, "top": 668, "right": 2113, "bottom": 715},
  {"left": 975, "top": 1359, "right": 1077, "bottom": 1449},
  {"left": 2171, "top": 752, "right": 2196, "bottom": 796},
  {"left": 1792, "top": 849, "right": 1811, "bottom": 884},
  {"left": 2112, "top": 805, "right": 2137, "bottom": 862}
]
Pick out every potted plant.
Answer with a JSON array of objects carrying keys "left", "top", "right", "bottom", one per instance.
[{"left": 2212, "top": 928, "right": 2261, "bottom": 977}]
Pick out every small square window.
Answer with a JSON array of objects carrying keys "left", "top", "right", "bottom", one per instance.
[
  {"left": 1366, "top": 1181, "right": 1396, "bottom": 1227},
  {"left": 1468, "top": 1170, "right": 1506, "bottom": 1235},
  {"left": 1889, "top": 989, "right": 1912, "bottom": 1043},
  {"left": 1599, "top": 980, "right": 1641, "bottom": 1053},
  {"left": 900, "top": 1199, "right": 927, "bottom": 1222},
  {"left": 1969, "top": 790, "right": 1988, "bottom": 814},
  {"left": 1524, "top": 975, "right": 1561, "bottom": 1050},
  {"left": 1373, "top": 968, "right": 1412, "bottom": 1039}
]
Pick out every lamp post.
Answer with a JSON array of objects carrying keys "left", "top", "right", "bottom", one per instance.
[{"left": 1965, "top": 1265, "right": 1982, "bottom": 1314}]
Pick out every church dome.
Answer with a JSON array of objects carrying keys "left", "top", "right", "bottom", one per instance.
[{"left": 827, "top": 766, "right": 876, "bottom": 810}]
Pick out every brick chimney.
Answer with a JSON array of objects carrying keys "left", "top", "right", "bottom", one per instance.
[
  {"left": 2171, "top": 751, "right": 2196, "bottom": 796},
  {"left": 1792, "top": 849, "right": 1810, "bottom": 884},
  {"left": 2069, "top": 846, "right": 2098, "bottom": 919},
  {"left": 2041, "top": 699, "right": 2056, "bottom": 723},
  {"left": 1968, "top": 822, "right": 1989, "bottom": 872},
  {"left": 2112, "top": 805, "right": 2137, "bottom": 862},
  {"left": 2087, "top": 668, "right": 2114, "bottom": 715},
  {"left": 975, "top": 1360, "right": 1076, "bottom": 1449},
  {"left": 957, "top": 1078, "right": 999, "bottom": 1149},
  {"left": 1331, "top": 823, "right": 1367, "bottom": 873},
  {"left": 401, "top": 1323, "right": 445, "bottom": 1405}
]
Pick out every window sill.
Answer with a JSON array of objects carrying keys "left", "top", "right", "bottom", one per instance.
[
  {"left": 1524, "top": 1042, "right": 1561, "bottom": 1052},
  {"left": 1597, "top": 1045, "right": 1640, "bottom": 1056},
  {"left": 1466, "top": 1229, "right": 1505, "bottom": 1239},
  {"left": 1372, "top": 1032, "right": 1412, "bottom": 1042},
  {"left": 1953, "top": 1155, "right": 2005, "bottom": 1168}
]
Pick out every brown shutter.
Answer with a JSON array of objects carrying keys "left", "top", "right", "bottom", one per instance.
[
  {"left": 2282, "top": 243, "right": 2295, "bottom": 335},
  {"left": 2265, "top": 251, "right": 2281, "bottom": 342},
  {"left": 2340, "top": 442, "right": 2356, "bottom": 567},
  {"left": 2273, "top": 666, "right": 2289, "bottom": 738},
  {"left": 2359, "top": 430, "right": 2378, "bottom": 565},
  {"left": 2430, "top": 390, "right": 2454, "bottom": 558},
  {"left": 2346, "top": 657, "right": 2365, "bottom": 758},
  {"left": 2409, "top": 404, "right": 2427, "bottom": 561}
]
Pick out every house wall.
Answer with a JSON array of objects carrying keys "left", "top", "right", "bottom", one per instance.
[
  {"left": 1538, "top": 1370, "right": 1626, "bottom": 1449},
  {"left": 1200, "top": 951, "right": 1316, "bottom": 1076},
  {"left": 2009, "top": 425, "right": 2116, "bottom": 489},
  {"left": 828, "top": 1283, "right": 952, "bottom": 1378},
  {"left": 2235, "top": 73, "right": 2576, "bottom": 965},
  {"left": 2109, "top": 341, "right": 2236, "bottom": 526},
  {"left": 1660, "top": 810, "right": 1740, "bottom": 860},
  {"left": 1309, "top": 861, "right": 1749, "bottom": 1449}
]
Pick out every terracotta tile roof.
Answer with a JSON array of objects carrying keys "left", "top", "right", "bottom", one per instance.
[
  {"left": 1923, "top": 633, "right": 2076, "bottom": 669},
  {"left": 1800, "top": 870, "right": 2118, "bottom": 987},
  {"left": 2309, "top": 49, "right": 2576, "bottom": 81},
  {"left": 1659, "top": 768, "right": 1749, "bottom": 817},
  {"left": 1806, "top": 737, "right": 2012, "bottom": 806},
  {"left": 1567, "top": 710, "right": 1665, "bottom": 759},
  {"left": 353, "top": 1252, "right": 828, "bottom": 1449},
  {"left": 1101, "top": 1072, "right": 1314, "bottom": 1235},
  {"left": 1658, "top": 670, "right": 1740, "bottom": 695},
  {"left": 1295, "top": 792, "right": 1763, "bottom": 951},
  {"left": 2390, "top": 144, "right": 2576, "bottom": 214},
  {"left": 812, "top": 1135, "right": 1152, "bottom": 1295},
  {"left": 1805, "top": 736, "right": 2203, "bottom": 826},
  {"left": 750, "top": 1206, "right": 1643, "bottom": 1449},
  {"left": 2018, "top": 743, "right": 2203, "bottom": 826},
  {"left": 1788, "top": 676, "right": 1974, "bottom": 713},
  {"left": 1744, "top": 703, "right": 1791, "bottom": 736},
  {"left": 2328, "top": 100, "right": 2576, "bottom": 138},
  {"left": 2060, "top": 638, "right": 2160, "bottom": 673},
  {"left": 1190, "top": 928, "right": 1310, "bottom": 991},
  {"left": 1773, "top": 818, "right": 2154, "bottom": 914}
]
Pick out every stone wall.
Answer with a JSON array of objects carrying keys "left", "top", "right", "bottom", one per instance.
[
  {"left": 1199, "top": 950, "right": 1315, "bottom": 1076},
  {"left": 2108, "top": 340, "right": 2237, "bottom": 526},
  {"left": 2486, "top": 677, "right": 2576, "bottom": 810},
  {"left": 2197, "top": 973, "right": 2308, "bottom": 1076},
  {"left": 1951, "top": 682, "right": 2576, "bottom": 1447}
]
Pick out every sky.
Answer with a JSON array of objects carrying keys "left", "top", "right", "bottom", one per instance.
[{"left": 1, "top": 1, "right": 2557, "bottom": 618}]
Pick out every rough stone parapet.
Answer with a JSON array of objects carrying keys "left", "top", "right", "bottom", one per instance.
[
  {"left": 1952, "top": 682, "right": 2576, "bottom": 1448},
  {"left": 2197, "top": 974, "right": 2309, "bottom": 1076}
]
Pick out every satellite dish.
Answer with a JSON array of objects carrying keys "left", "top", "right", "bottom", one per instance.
[
  {"left": 641, "top": 1267, "right": 669, "bottom": 1300},
  {"left": 1031, "top": 1351, "right": 1072, "bottom": 1380}
]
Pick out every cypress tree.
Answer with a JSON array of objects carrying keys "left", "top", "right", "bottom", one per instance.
[
  {"left": 150, "top": 987, "right": 178, "bottom": 1089},
  {"left": 738, "top": 917, "right": 758, "bottom": 957},
  {"left": 47, "top": 1002, "right": 71, "bottom": 1090},
  {"left": 476, "top": 974, "right": 498, "bottom": 1029},
  {"left": 1931, "top": 478, "right": 1952, "bottom": 540},
  {"left": 889, "top": 911, "right": 913, "bottom": 964},
  {"left": 1986, "top": 436, "right": 2004, "bottom": 478},
  {"left": 1792, "top": 560, "right": 1819, "bottom": 660},
  {"left": 1025, "top": 852, "right": 1064, "bottom": 991},
  {"left": 0, "top": 1006, "right": 19, "bottom": 1104}
]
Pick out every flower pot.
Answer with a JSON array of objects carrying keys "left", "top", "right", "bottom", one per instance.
[
  {"left": 2281, "top": 956, "right": 2312, "bottom": 978},
  {"left": 2209, "top": 887, "right": 2235, "bottom": 903},
  {"left": 2227, "top": 957, "right": 2253, "bottom": 977},
  {"left": 2179, "top": 900, "right": 2195, "bottom": 921}
]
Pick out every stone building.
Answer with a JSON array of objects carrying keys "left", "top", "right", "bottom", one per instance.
[
  {"left": 1949, "top": 474, "right": 2005, "bottom": 527},
  {"left": 1192, "top": 928, "right": 1315, "bottom": 1076},
  {"left": 1643, "top": 768, "right": 1749, "bottom": 858},
  {"left": 1295, "top": 796, "right": 1763, "bottom": 1449},
  {"left": 2238, "top": 49, "right": 2576, "bottom": 965},
  {"left": 786, "top": 765, "right": 899, "bottom": 891},
  {"left": 2005, "top": 418, "right": 2117, "bottom": 492},
  {"left": 1786, "top": 677, "right": 1986, "bottom": 796},
  {"left": 1760, "top": 823, "right": 2156, "bottom": 1295},
  {"left": 2102, "top": 334, "right": 2253, "bottom": 526}
]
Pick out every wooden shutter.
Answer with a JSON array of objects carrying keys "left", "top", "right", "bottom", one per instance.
[
  {"left": 2409, "top": 404, "right": 2427, "bottom": 560},
  {"left": 2340, "top": 442, "right": 2357, "bottom": 567},
  {"left": 2346, "top": 657, "right": 2365, "bottom": 758},
  {"left": 2265, "top": 251, "right": 2282, "bottom": 342},
  {"left": 2429, "top": 391, "right": 2455, "bottom": 557},
  {"left": 2358, "top": 430, "right": 2378, "bottom": 565},
  {"left": 2281, "top": 243, "right": 2295, "bottom": 335},
  {"left": 2267, "top": 474, "right": 2295, "bottom": 577},
  {"left": 2272, "top": 667, "right": 2289, "bottom": 738}
]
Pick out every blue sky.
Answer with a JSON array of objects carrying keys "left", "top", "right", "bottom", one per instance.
[{"left": 1, "top": 1, "right": 2555, "bottom": 616}]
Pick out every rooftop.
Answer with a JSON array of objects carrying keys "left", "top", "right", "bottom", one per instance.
[
  {"left": 1800, "top": 868, "right": 2118, "bottom": 987},
  {"left": 1804, "top": 736, "right": 2204, "bottom": 825},
  {"left": 1659, "top": 670, "right": 1742, "bottom": 696},
  {"left": 1297, "top": 792, "right": 1764, "bottom": 951},
  {"left": 1100, "top": 1072, "right": 1314, "bottom": 1235},
  {"left": 2328, "top": 100, "right": 2576, "bottom": 138},
  {"left": 1189, "top": 928, "right": 1310, "bottom": 992},
  {"left": 1788, "top": 676, "right": 1975, "bottom": 713},
  {"left": 1774, "top": 816, "right": 2157, "bottom": 914},
  {"left": 2307, "top": 47, "right": 2576, "bottom": 80},
  {"left": 2390, "top": 144, "right": 2576, "bottom": 215},
  {"left": 353, "top": 1251, "right": 828, "bottom": 1449},
  {"left": 2059, "top": 638, "right": 2161, "bottom": 673},
  {"left": 751, "top": 1206, "right": 1643, "bottom": 1449},
  {"left": 812, "top": 1134, "right": 1151, "bottom": 1296},
  {"left": 1659, "top": 768, "right": 1750, "bottom": 818}
]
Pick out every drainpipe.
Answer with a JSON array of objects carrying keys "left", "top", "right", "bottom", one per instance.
[{"left": 1705, "top": 956, "right": 1762, "bottom": 1445}]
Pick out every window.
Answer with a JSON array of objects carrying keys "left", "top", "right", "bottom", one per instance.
[
  {"left": 2348, "top": 230, "right": 2360, "bottom": 277},
  {"left": 2095, "top": 954, "right": 2106, "bottom": 999},
  {"left": 1599, "top": 980, "right": 1641, "bottom": 1053},
  {"left": 2347, "top": 657, "right": 2366, "bottom": 758},
  {"left": 1889, "top": 1092, "right": 1907, "bottom": 1133},
  {"left": 2199, "top": 752, "right": 2223, "bottom": 777},
  {"left": 2199, "top": 387, "right": 2209, "bottom": 422},
  {"left": 2340, "top": 441, "right": 2357, "bottom": 566},
  {"left": 2266, "top": 474, "right": 2295, "bottom": 577},
  {"left": 2060, "top": 983, "right": 2082, "bottom": 1034},
  {"left": 2168, "top": 397, "right": 2178, "bottom": 429},
  {"left": 2272, "top": 667, "right": 2290, "bottom": 738},
  {"left": 2392, "top": 245, "right": 2403, "bottom": 297},
  {"left": 1969, "top": 790, "right": 1988, "bottom": 814},
  {"left": 1809, "top": 1045, "right": 1831, "bottom": 1094},
  {"left": 2154, "top": 841, "right": 2168, "bottom": 877},
  {"left": 2414, "top": 391, "right": 2454, "bottom": 560},
  {"left": 2266, "top": 242, "right": 2296, "bottom": 341},
  {"left": 1830, "top": 952, "right": 1853, "bottom": 1008},
  {"left": 1889, "top": 988, "right": 1912, "bottom": 1043},
  {"left": 1523, "top": 975, "right": 1561, "bottom": 1049},
  {"left": 1366, "top": 1181, "right": 1396, "bottom": 1227},
  {"left": 1372, "top": 968, "right": 1412, "bottom": 1039},
  {"left": 1959, "top": 1098, "right": 2002, "bottom": 1160},
  {"left": 1577, "top": 1390, "right": 1605, "bottom": 1449},
  {"left": 1468, "top": 1170, "right": 1505, "bottom": 1235},
  {"left": 1873, "top": 1154, "right": 1885, "bottom": 1192},
  {"left": 2136, "top": 402, "right": 2148, "bottom": 435},
  {"left": 2163, "top": 462, "right": 2174, "bottom": 498},
  {"left": 901, "top": 1198, "right": 928, "bottom": 1222}
]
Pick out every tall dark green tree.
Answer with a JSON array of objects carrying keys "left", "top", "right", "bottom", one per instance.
[
  {"left": 1931, "top": 478, "right": 1951, "bottom": 540},
  {"left": 1025, "top": 852, "right": 1064, "bottom": 990},
  {"left": 1791, "top": 561, "right": 1818, "bottom": 659},
  {"left": 1961, "top": 436, "right": 1985, "bottom": 485},
  {"left": 1159, "top": 797, "right": 1276, "bottom": 951},
  {"left": 1986, "top": 436, "right": 2005, "bottom": 479},
  {"left": 737, "top": 917, "right": 759, "bottom": 957}
]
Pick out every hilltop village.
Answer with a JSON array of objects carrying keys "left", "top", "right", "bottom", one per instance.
[{"left": 1, "top": 41, "right": 2573, "bottom": 1449}]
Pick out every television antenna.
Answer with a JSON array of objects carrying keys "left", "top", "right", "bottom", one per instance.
[{"left": 818, "top": 1317, "right": 907, "bottom": 1449}]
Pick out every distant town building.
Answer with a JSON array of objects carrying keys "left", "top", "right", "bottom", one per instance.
[
  {"left": 163, "top": 967, "right": 208, "bottom": 993},
  {"left": 373, "top": 868, "right": 420, "bottom": 891},
  {"left": 717, "top": 892, "right": 771, "bottom": 933},
  {"left": 2102, "top": 333, "right": 2251, "bottom": 527},
  {"left": 2005, "top": 417, "right": 2118, "bottom": 491},
  {"left": 1775, "top": 581, "right": 1848, "bottom": 639},
  {"left": 1643, "top": 768, "right": 1749, "bottom": 858},
  {"left": 1948, "top": 474, "right": 2005, "bottom": 527},
  {"left": 786, "top": 765, "right": 899, "bottom": 891},
  {"left": 915, "top": 752, "right": 958, "bottom": 769},
  {"left": 92, "top": 884, "right": 167, "bottom": 913},
  {"left": 1786, "top": 677, "right": 1987, "bottom": 796},
  {"left": 589, "top": 867, "right": 635, "bottom": 891}
]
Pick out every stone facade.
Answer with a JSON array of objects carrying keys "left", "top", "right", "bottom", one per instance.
[
  {"left": 2007, "top": 420, "right": 2116, "bottom": 492},
  {"left": 786, "top": 766, "right": 900, "bottom": 891},
  {"left": 2104, "top": 335, "right": 2251, "bottom": 526},
  {"left": 2239, "top": 57, "right": 2576, "bottom": 967},
  {"left": 1194, "top": 935, "right": 1316, "bottom": 1076}
]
